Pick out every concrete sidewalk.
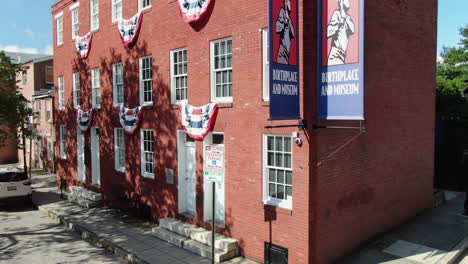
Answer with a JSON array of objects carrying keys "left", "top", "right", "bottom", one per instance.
[
  {"left": 31, "top": 173, "right": 254, "bottom": 264},
  {"left": 340, "top": 191, "right": 468, "bottom": 264}
]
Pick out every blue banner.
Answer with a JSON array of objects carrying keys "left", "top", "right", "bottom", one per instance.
[
  {"left": 269, "top": 0, "right": 300, "bottom": 120},
  {"left": 318, "top": 0, "right": 365, "bottom": 120}
]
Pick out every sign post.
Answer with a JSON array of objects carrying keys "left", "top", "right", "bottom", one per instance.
[{"left": 204, "top": 144, "right": 224, "bottom": 264}]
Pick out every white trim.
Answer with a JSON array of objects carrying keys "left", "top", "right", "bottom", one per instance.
[
  {"left": 56, "top": 16, "right": 63, "bottom": 46},
  {"left": 138, "top": 0, "right": 152, "bottom": 11},
  {"left": 262, "top": 28, "right": 270, "bottom": 101},
  {"left": 210, "top": 37, "right": 233, "bottom": 103},
  {"left": 111, "top": 0, "right": 122, "bottom": 23},
  {"left": 170, "top": 47, "right": 188, "bottom": 104},
  {"left": 70, "top": 6, "right": 79, "bottom": 39},
  {"left": 140, "top": 129, "right": 155, "bottom": 179},
  {"left": 69, "top": 2, "right": 80, "bottom": 10},
  {"left": 54, "top": 11, "right": 63, "bottom": 19},
  {"left": 60, "top": 125, "right": 66, "bottom": 159},
  {"left": 72, "top": 72, "right": 80, "bottom": 109},
  {"left": 90, "top": 0, "right": 99, "bottom": 31},
  {"left": 139, "top": 55, "right": 153, "bottom": 106},
  {"left": 58, "top": 76, "right": 64, "bottom": 110},
  {"left": 114, "top": 128, "right": 125, "bottom": 172},
  {"left": 322, "top": 116, "right": 366, "bottom": 120},
  {"left": 112, "top": 62, "right": 124, "bottom": 106},
  {"left": 91, "top": 68, "right": 101, "bottom": 109}
]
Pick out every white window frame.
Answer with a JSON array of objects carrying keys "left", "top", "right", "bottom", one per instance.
[
  {"left": 91, "top": 68, "right": 101, "bottom": 109},
  {"left": 112, "top": 62, "right": 124, "bottom": 106},
  {"left": 111, "top": 0, "right": 122, "bottom": 22},
  {"left": 139, "top": 56, "right": 153, "bottom": 106},
  {"left": 262, "top": 134, "right": 293, "bottom": 209},
  {"left": 70, "top": 5, "right": 79, "bottom": 39},
  {"left": 72, "top": 72, "right": 80, "bottom": 109},
  {"left": 262, "top": 28, "right": 270, "bottom": 101},
  {"left": 170, "top": 48, "right": 188, "bottom": 104},
  {"left": 36, "top": 100, "right": 41, "bottom": 120},
  {"left": 210, "top": 37, "right": 233, "bottom": 102},
  {"left": 58, "top": 76, "right": 64, "bottom": 110},
  {"left": 90, "top": 0, "right": 99, "bottom": 31},
  {"left": 140, "top": 129, "right": 154, "bottom": 178},
  {"left": 55, "top": 12, "right": 63, "bottom": 46},
  {"left": 138, "top": 0, "right": 152, "bottom": 11},
  {"left": 60, "top": 125, "right": 66, "bottom": 159},
  {"left": 114, "top": 128, "right": 125, "bottom": 172}
]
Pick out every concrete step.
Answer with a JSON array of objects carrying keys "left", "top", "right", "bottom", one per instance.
[
  {"left": 183, "top": 239, "right": 239, "bottom": 263},
  {"left": 222, "top": 257, "right": 260, "bottom": 264},
  {"left": 68, "top": 194, "right": 102, "bottom": 209},
  {"left": 159, "top": 218, "right": 238, "bottom": 252},
  {"left": 152, "top": 226, "right": 189, "bottom": 248},
  {"left": 69, "top": 186, "right": 102, "bottom": 202}
]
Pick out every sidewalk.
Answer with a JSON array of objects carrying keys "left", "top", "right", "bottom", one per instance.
[
  {"left": 31, "top": 173, "right": 228, "bottom": 264},
  {"left": 340, "top": 191, "right": 468, "bottom": 264}
]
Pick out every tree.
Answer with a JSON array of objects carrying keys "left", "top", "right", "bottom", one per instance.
[{"left": 0, "top": 51, "right": 34, "bottom": 172}]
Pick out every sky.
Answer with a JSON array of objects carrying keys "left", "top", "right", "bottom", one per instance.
[{"left": 0, "top": 1, "right": 466, "bottom": 56}]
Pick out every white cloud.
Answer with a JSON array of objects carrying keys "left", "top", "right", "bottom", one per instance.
[
  {"left": 43, "top": 45, "right": 53, "bottom": 55},
  {"left": 24, "top": 29, "right": 34, "bottom": 39},
  {"left": 0, "top": 45, "right": 39, "bottom": 54}
]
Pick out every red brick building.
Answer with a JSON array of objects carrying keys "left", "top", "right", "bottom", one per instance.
[{"left": 52, "top": 0, "right": 437, "bottom": 263}]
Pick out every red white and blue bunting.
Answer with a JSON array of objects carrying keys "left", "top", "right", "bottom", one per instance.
[
  {"left": 77, "top": 108, "right": 94, "bottom": 133},
  {"left": 177, "top": 0, "right": 213, "bottom": 23},
  {"left": 75, "top": 32, "right": 93, "bottom": 59},
  {"left": 180, "top": 103, "right": 218, "bottom": 140},
  {"left": 119, "top": 105, "right": 144, "bottom": 135},
  {"left": 118, "top": 12, "right": 143, "bottom": 47}
]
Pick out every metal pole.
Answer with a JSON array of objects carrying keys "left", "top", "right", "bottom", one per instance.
[{"left": 212, "top": 181, "right": 215, "bottom": 264}]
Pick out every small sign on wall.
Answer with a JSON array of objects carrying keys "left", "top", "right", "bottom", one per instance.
[{"left": 166, "top": 168, "right": 174, "bottom": 185}]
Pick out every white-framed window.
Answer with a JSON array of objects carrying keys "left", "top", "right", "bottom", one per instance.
[
  {"left": 45, "top": 99, "right": 51, "bottom": 121},
  {"left": 210, "top": 37, "right": 233, "bottom": 102},
  {"left": 138, "top": 0, "right": 151, "bottom": 11},
  {"left": 114, "top": 128, "right": 125, "bottom": 172},
  {"left": 113, "top": 62, "right": 124, "bottom": 106},
  {"left": 90, "top": 0, "right": 99, "bottom": 31},
  {"left": 111, "top": 0, "right": 122, "bottom": 22},
  {"left": 91, "top": 68, "right": 101, "bottom": 108},
  {"left": 22, "top": 71, "right": 27, "bottom": 85},
  {"left": 47, "top": 138, "right": 51, "bottom": 161},
  {"left": 56, "top": 13, "right": 63, "bottom": 46},
  {"left": 60, "top": 125, "right": 66, "bottom": 159},
  {"left": 170, "top": 48, "right": 188, "bottom": 104},
  {"left": 70, "top": 5, "right": 79, "bottom": 38},
  {"left": 72, "top": 72, "right": 80, "bottom": 109},
  {"left": 140, "top": 129, "right": 154, "bottom": 178},
  {"left": 263, "top": 134, "right": 292, "bottom": 209},
  {"left": 139, "top": 56, "right": 153, "bottom": 105},
  {"left": 262, "top": 28, "right": 270, "bottom": 101},
  {"left": 36, "top": 100, "right": 41, "bottom": 120},
  {"left": 58, "top": 76, "right": 64, "bottom": 110}
]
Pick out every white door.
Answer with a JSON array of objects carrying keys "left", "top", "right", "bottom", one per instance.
[
  {"left": 177, "top": 131, "right": 197, "bottom": 216},
  {"left": 91, "top": 127, "right": 100, "bottom": 186},
  {"left": 77, "top": 129, "right": 85, "bottom": 182}
]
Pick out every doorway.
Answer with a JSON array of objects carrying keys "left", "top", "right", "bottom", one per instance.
[
  {"left": 77, "top": 129, "right": 85, "bottom": 182},
  {"left": 177, "top": 131, "right": 197, "bottom": 216},
  {"left": 91, "top": 127, "right": 100, "bottom": 186}
]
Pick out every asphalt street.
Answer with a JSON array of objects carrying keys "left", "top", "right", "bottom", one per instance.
[{"left": 0, "top": 203, "right": 125, "bottom": 264}]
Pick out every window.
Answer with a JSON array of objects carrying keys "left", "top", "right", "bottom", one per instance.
[
  {"left": 138, "top": 0, "right": 151, "bottom": 11},
  {"left": 56, "top": 13, "right": 63, "bottom": 45},
  {"left": 263, "top": 135, "right": 292, "bottom": 209},
  {"left": 72, "top": 72, "right": 80, "bottom": 109},
  {"left": 113, "top": 63, "right": 124, "bottom": 105},
  {"left": 70, "top": 5, "right": 79, "bottom": 38},
  {"left": 139, "top": 56, "right": 153, "bottom": 105},
  {"left": 90, "top": 0, "right": 99, "bottom": 31},
  {"left": 22, "top": 71, "right": 27, "bottom": 85},
  {"left": 141, "top": 129, "right": 154, "bottom": 178},
  {"left": 170, "top": 48, "right": 188, "bottom": 103},
  {"left": 112, "top": 0, "right": 122, "bottom": 22},
  {"left": 114, "top": 128, "right": 125, "bottom": 172},
  {"left": 210, "top": 38, "right": 233, "bottom": 102},
  {"left": 91, "top": 68, "right": 101, "bottom": 108},
  {"left": 36, "top": 101, "right": 41, "bottom": 120},
  {"left": 45, "top": 100, "right": 51, "bottom": 121},
  {"left": 47, "top": 138, "right": 51, "bottom": 161},
  {"left": 58, "top": 76, "right": 64, "bottom": 110},
  {"left": 45, "top": 66, "right": 54, "bottom": 84},
  {"left": 262, "top": 28, "right": 270, "bottom": 101},
  {"left": 60, "top": 125, "right": 66, "bottom": 159}
]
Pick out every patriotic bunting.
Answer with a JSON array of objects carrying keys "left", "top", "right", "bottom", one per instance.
[
  {"left": 119, "top": 105, "right": 144, "bottom": 135},
  {"left": 75, "top": 32, "right": 93, "bottom": 59},
  {"left": 180, "top": 103, "right": 218, "bottom": 140},
  {"left": 77, "top": 108, "right": 94, "bottom": 133},
  {"left": 177, "top": 0, "right": 213, "bottom": 23},
  {"left": 118, "top": 12, "right": 143, "bottom": 47}
]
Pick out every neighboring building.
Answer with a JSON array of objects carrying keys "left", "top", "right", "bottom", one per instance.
[
  {"left": 51, "top": 1, "right": 437, "bottom": 263},
  {"left": 7, "top": 53, "right": 54, "bottom": 170}
]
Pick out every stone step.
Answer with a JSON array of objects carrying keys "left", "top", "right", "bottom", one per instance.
[
  {"left": 68, "top": 194, "right": 102, "bottom": 209},
  {"left": 159, "top": 218, "right": 238, "bottom": 252},
  {"left": 69, "top": 186, "right": 102, "bottom": 202},
  {"left": 183, "top": 239, "right": 239, "bottom": 264},
  {"left": 152, "top": 226, "right": 189, "bottom": 248}
]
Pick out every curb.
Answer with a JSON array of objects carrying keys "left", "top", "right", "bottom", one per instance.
[
  {"left": 36, "top": 204, "right": 148, "bottom": 264},
  {"left": 438, "top": 234, "right": 468, "bottom": 264}
]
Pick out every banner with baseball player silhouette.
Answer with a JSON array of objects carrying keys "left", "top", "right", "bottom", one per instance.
[{"left": 318, "top": 0, "right": 364, "bottom": 120}]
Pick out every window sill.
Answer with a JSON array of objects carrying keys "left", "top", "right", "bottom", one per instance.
[
  {"left": 57, "top": 43, "right": 63, "bottom": 48},
  {"left": 113, "top": 104, "right": 123, "bottom": 108},
  {"left": 142, "top": 174, "right": 155, "bottom": 180},
  {"left": 217, "top": 102, "right": 233, "bottom": 109},
  {"left": 141, "top": 103, "right": 153, "bottom": 108},
  {"left": 263, "top": 199, "right": 292, "bottom": 212},
  {"left": 262, "top": 100, "right": 270, "bottom": 107},
  {"left": 139, "top": 6, "right": 152, "bottom": 13},
  {"left": 116, "top": 169, "right": 125, "bottom": 174},
  {"left": 170, "top": 104, "right": 181, "bottom": 110}
]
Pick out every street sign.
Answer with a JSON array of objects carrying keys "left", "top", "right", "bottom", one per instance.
[{"left": 204, "top": 144, "right": 224, "bottom": 183}]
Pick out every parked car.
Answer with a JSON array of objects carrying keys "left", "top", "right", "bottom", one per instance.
[{"left": 0, "top": 166, "right": 32, "bottom": 206}]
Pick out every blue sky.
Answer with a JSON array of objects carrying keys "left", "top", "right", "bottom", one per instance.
[{"left": 0, "top": 0, "right": 466, "bottom": 56}]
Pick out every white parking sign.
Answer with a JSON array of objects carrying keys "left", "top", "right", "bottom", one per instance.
[{"left": 204, "top": 144, "right": 224, "bottom": 183}]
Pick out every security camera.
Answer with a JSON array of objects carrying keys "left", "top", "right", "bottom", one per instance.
[{"left": 294, "top": 137, "right": 303, "bottom": 146}]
